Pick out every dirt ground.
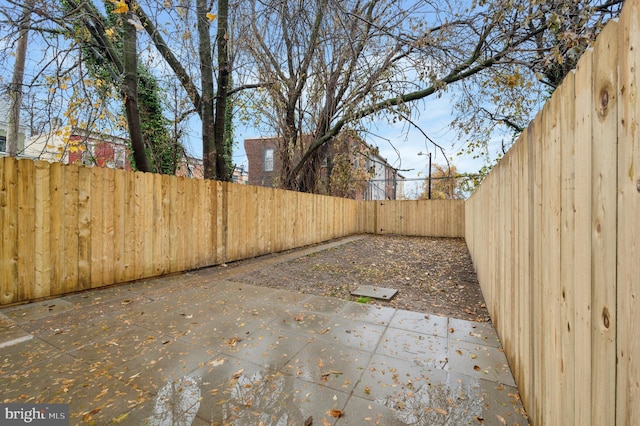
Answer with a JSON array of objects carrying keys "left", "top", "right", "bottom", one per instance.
[{"left": 229, "top": 235, "right": 491, "bottom": 323}]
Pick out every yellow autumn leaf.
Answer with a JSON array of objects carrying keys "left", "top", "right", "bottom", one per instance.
[
  {"left": 105, "top": 28, "right": 115, "bottom": 37},
  {"left": 113, "top": 0, "right": 129, "bottom": 14},
  {"left": 206, "top": 13, "right": 217, "bottom": 21}
]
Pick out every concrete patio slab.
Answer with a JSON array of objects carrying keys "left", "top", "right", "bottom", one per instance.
[{"left": 0, "top": 242, "right": 528, "bottom": 425}]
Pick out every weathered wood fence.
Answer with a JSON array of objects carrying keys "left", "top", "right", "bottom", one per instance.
[
  {"left": 0, "top": 156, "right": 463, "bottom": 306},
  {"left": 465, "top": 0, "right": 639, "bottom": 423}
]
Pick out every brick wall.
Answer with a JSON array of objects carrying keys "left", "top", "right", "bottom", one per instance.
[{"left": 244, "top": 137, "right": 280, "bottom": 187}]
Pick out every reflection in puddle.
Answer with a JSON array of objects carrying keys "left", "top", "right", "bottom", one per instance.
[
  {"left": 148, "top": 376, "right": 201, "bottom": 425},
  {"left": 378, "top": 373, "right": 483, "bottom": 425},
  {"left": 148, "top": 368, "right": 308, "bottom": 425},
  {"left": 207, "top": 369, "right": 306, "bottom": 425}
]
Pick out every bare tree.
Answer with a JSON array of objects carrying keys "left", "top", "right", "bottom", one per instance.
[
  {"left": 237, "top": 0, "right": 623, "bottom": 192},
  {"left": 5, "top": 0, "right": 35, "bottom": 156}
]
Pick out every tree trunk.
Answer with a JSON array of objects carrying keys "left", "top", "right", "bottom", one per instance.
[
  {"left": 214, "top": 0, "right": 230, "bottom": 180},
  {"left": 6, "top": 0, "right": 34, "bottom": 156},
  {"left": 122, "top": 12, "right": 151, "bottom": 172},
  {"left": 197, "top": 0, "right": 217, "bottom": 179}
]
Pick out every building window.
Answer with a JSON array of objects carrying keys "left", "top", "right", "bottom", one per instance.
[
  {"left": 0, "top": 135, "right": 6, "bottom": 152},
  {"left": 264, "top": 148, "right": 274, "bottom": 172}
]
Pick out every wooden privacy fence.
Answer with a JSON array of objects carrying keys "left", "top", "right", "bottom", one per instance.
[
  {"left": 374, "top": 199, "right": 464, "bottom": 237},
  {"left": 0, "top": 156, "right": 464, "bottom": 306},
  {"left": 465, "top": 0, "right": 639, "bottom": 424}
]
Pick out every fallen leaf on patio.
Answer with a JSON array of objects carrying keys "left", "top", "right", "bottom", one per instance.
[
  {"left": 318, "top": 358, "right": 325, "bottom": 368},
  {"left": 304, "top": 415, "right": 313, "bottom": 426},
  {"left": 210, "top": 389, "right": 219, "bottom": 396},
  {"left": 232, "top": 368, "right": 244, "bottom": 379},
  {"left": 456, "top": 350, "right": 463, "bottom": 356},
  {"left": 295, "top": 313, "right": 305, "bottom": 321},
  {"left": 473, "top": 365, "right": 481, "bottom": 371},
  {"left": 435, "top": 408, "right": 447, "bottom": 415},
  {"left": 470, "top": 353, "right": 477, "bottom": 359},
  {"left": 82, "top": 408, "right": 101, "bottom": 423},
  {"left": 473, "top": 416, "right": 485, "bottom": 423},
  {"left": 121, "top": 300, "right": 132, "bottom": 305},
  {"left": 210, "top": 359, "right": 225, "bottom": 367},
  {"left": 112, "top": 413, "right": 128, "bottom": 423},
  {"left": 509, "top": 392, "right": 520, "bottom": 401},
  {"left": 364, "top": 386, "right": 371, "bottom": 394},
  {"left": 329, "top": 409, "right": 344, "bottom": 418},
  {"left": 227, "top": 337, "right": 243, "bottom": 346},
  {"left": 496, "top": 414, "right": 507, "bottom": 424},
  {"left": 449, "top": 327, "right": 455, "bottom": 333}
]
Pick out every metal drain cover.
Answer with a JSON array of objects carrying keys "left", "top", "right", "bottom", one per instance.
[{"left": 350, "top": 286, "right": 398, "bottom": 300}]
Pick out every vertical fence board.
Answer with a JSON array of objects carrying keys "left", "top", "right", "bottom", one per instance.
[
  {"left": 196, "top": 179, "right": 206, "bottom": 265},
  {"left": 90, "top": 167, "right": 104, "bottom": 288},
  {"left": 133, "top": 172, "right": 145, "bottom": 279},
  {"left": 215, "top": 181, "right": 226, "bottom": 263},
  {"left": 1, "top": 158, "right": 19, "bottom": 303},
  {"left": 167, "top": 176, "right": 178, "bottom": 272},
  {"left": 62, "top": 165, "right": 79, "bottom": 294},
  {"left": 558, "top": 73, "right": 576, "bottom": 425},
  {"left": 112, "top": 169, "right": 125, "bottom": 285},
  {"left": 177, "top": 177, "right": 188, "bottom": 270},
  {"left": 590, "top": 20, "right": 618, "bottom": 426},
  {"left": 0, "top": 158, "right": 16, "bottom": 304},
  {"left": 77, "top": 166, "right": 92, "bottom": 290},
  {"left": 122, "top": 169, "right": 136, "bottom": 282},
  {"left": 152, "top": 174, "right": 166, "bottom": 275},
  {"left": 34, "top": 161, "right": 51, "bottom": 298},
  {"left": 572, "top": 48, "right": 594, "bottom": 426},
  {"left": 17, "top": 160, "right": 36, "bottom": 301},
  {"left": 207, "top": 180, "right": 218, "bottom": 265},
  {"left": 515, "top": 133, "right": 530, "bottom": 404},
  {"left": 617, "top": 0, "right": 640, "bottom": 420},
  {"left": 546, "top": 85, "right": 563, "bottom": 422}
]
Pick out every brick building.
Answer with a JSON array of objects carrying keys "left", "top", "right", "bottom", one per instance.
[
  {"left": 244, "top": 135, "right": 404, "bottom": 199},
  {"left": 244, "top": 136, "right": 282, "bottom": 187}
]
